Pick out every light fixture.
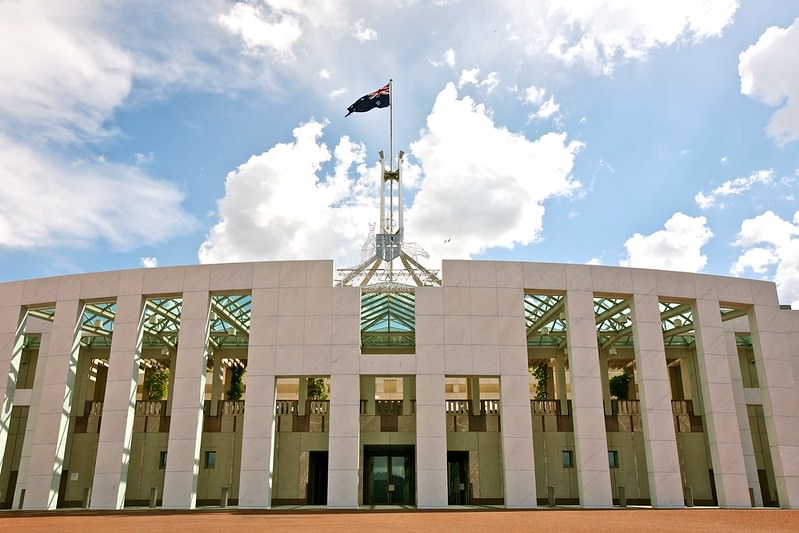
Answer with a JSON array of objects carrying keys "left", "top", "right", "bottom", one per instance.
[
  {"left": 160, "top": 347, "right": 169, "bottom": 356},
  {"left": 398, "top": 150, "right": 405, "bottom": 160},
  {"left": 226, "top": 327, "right": 236, "bottom": 336},
  {"left": 209, "top": 311, "right": 217, "bottom": 321},
  {"left": 558, "top": 311, "right": 565, "bottom": 320},
  {"left": 673, "top": 318, "right": 683, "bottom": 327},
  {"left": 609, "top": 347, "right": 617, "bottom": 355},
  {"left": 540, "top": 327, "right": 549, "bottom": 336},
  {"left": 379, "top": 150, "right": 384, "bottom": 160},
  {"left": 94, "top": 319, "right": 103, "bottom": 328}
]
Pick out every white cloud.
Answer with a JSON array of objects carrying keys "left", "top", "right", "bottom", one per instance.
[
  {"left": 140, "top": 256, "right": 159, "bottom": 268},
  {"left": 0, "top": 2, "right": 134, "bottom": 142},
  {"left": 353, "top": 19, "right": 378, "bottom": 42},
  {"left": 739, "top": 18, "right": 799, "bottom": 144},
  {"left": 200, "top": 83, "right": 583, "bottom": 266},
  {"left": 620, "top": 212, "right": 713, "bottom": 272},
  {"left": 732, "top": 210, "right": 799, "bottom": 308},
  {"left": 217, "top": 3, "right": 302, "bottom": 58},
  {"left": 328, "top": 88, "right": 347, "bottom": 99},
  {"left": 135, "top": 151, "right": 154, "bottom": 165},
  {"left": 458, "top": 68, "right": 500, "bottom": 93},
  {"left": 587, "top": 257, "right": 602, "bottom": 265},
  {"left": 505, "top": 0, "right": 739, "bottom": 75},
  {"left": 694, "top": 169, "right": 773, "bottom": 209},
  {"left": 0, "top": 136, "right": 195, "bottom": 251},
  {"left": 521, "top": 86, "right": 560, "bottom": 120},
  {"left": 524, "top": 85, "right": 546, "bottom": 105},
  {"left": 534, "top": 96, "right": 560, "bottom": 119},
  {"left": 198, "top": 121, "right": 378, "bottom": 265},
  {"left": 407, "top": 83, "right": 582, "bottom": 260},
  {"left": 319, "top": 69, "right": 330, "bottom": 79},
  {"left": 430, "top": 48, "right": 456, "bottom": 68}
]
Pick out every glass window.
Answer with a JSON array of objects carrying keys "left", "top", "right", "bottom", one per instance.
[
  {"left": 158, "top": 451, "right": 167, "bottom": 469},
  {"left": 608, "top": 450, "right": 619, "bottom": 468},
  {"left": 562, "top": 450, "right": 574, "bottom": 468},
  {"left": 205, "top": 450, "right": 217, "bottom": 469}
]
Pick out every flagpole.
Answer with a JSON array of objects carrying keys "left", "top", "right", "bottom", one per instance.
[{"left": 389, "top": 79, "right": 394, "bottom": 171}]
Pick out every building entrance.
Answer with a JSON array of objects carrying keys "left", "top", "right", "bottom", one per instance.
[
  {"left": 447, "top": 451, "right": 470, "bottom": 505},
  {"left": 364, "top": 445, "right": 415, "bottom": 505},
  {"left": 307, "top": 451, "right": 328, "bottom": 505}
]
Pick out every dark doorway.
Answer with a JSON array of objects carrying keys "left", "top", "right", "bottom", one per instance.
[
  {"left": 758, "top": 469, "right": 778, "bottom": 507},
  {"left": 364, "top": 445, "right": 415, "bottom": 505},
  {"left": 307, "top": 451, "right": 328, "bottom": 505},
  {"left": 447, "top": 451, "right": 469, "bottom": 505},
  {"left": 2, "top": 471, "right": 17, "bottom": 509}
]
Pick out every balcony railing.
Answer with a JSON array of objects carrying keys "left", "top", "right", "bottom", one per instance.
[
  {"left": 135, "top": 400, "right": 167, "bottom": 416},
  {"left": 221, "top": 400, "right": 245, "bottom": 415},
  {"left": 445, "top": 399, "right": 471, "bottom": 414},
  {"left": 375, "top": 399, "right": 403, "bottom": 415},
  {"left": 480, "top": 399, "right": 500, "bottom": 415},
  {"left": 276, "top": 400, "right": 299, "bottom": 415}
]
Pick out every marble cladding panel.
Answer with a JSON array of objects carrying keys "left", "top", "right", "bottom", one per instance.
[
  {"left": 23, "top": 276, "right": 60, "bottom": 305},
  {"left": 495, "top": 262, "right": 523, "bottom": 288},
  {"left": 0, "top": 280, "right": 24, "bottom": 306},
  {"left": 441, "top": 260, "right": 470, "bottom": 287},
  {"left": 589, "top": 265, "right": 633, "bottom": 294},
  {"left": 209, "top": 262, "right": 253, "bottom": 291},
  {"left": 415, "top": 287, "right": 443, "bottom": 316},
  {"left": 523, "top": 262, "right": 566, "bottom": 291},
  {"left": 252, "top": 262, "right": 281, "bottom": 289}
]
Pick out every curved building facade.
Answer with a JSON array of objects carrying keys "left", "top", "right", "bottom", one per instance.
[{"left": 0, "top": 259, "right": 797, "bottom": 510}]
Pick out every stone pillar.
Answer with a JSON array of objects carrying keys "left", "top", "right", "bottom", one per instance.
[
  {"left": 20, "top": 298, "right": 82, "bottom": 509},
  {"left": 723, "top": 330, "right": 763, "bottom": 506},
  {"left": 162, "top": 290, "right": 210, "bottom": 509},
  {"left": 298, "top": 375, "right": 308, "bottom": 416},
  {"left": 210, "top": 350, "right": 224, "bottom": 416},
  {"left": 165, "top": 350, "right": 177, "bottom": 413},
  {"left": 565, "top": 289, "right": 612, "bottom": 508},
  {"left": 0, "top": 300, "right": 25, "bottom": 479},
  {"left": 555, "top": 355, "right": 568, "bottom": 413},
  {"left": 91, "top": 294, "right": 145, "bottom": 509},
  {"left": 327, "top": 373, "right": 361, "bottom": 508},
  {"left": 467, "top": 376, "right": 481, "bottom": 415},
  {"left": 692, "top": 298, "right": 750, "bottom": 507},
  {"left": 415, "top": 373, "right": 447, "bottom": 508},
  {"left": 630, "top": 294, "right": 684, "bottom": 507},
  {"left": 749, "top": 304, "right": 799, "bottom": 508},
  {"left": 402, "top": 375, "right": 415, "bottom": 416},
  {"left": 360, "top": 375, "right": 375, "bottom": 415},
  {"left": 238, "top": 287, "right": 278, "bottom": 508},
  {"left": 599, "top": 351, "right": 611, "bottom": 414}
]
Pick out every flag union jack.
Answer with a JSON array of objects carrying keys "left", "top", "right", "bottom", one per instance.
[{"left": 346, "top": 83, "right": 391, "bottom": 116}]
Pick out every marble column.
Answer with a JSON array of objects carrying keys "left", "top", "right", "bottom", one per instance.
[
  {"left": 565, "top": 289, "right": 612, "bottom": 507},
  {"left": 692, "top": 298, "right": 750, "bottom": 507},
  {"left": 20, "top": 298, "right": 82, "bottom": 510},
  {"left": 162, "top": 290, "right": 210, "bottom": 509},
  {"left": 630, "top": 293, "right": 684, "bottom": 507},
  {"left": 415, "top": 372, "right": 447, "bottom": 508},
  {"left": 0, "top": 301, "right": 25, "bottom": 480},
  {"left": 749, "top": 304, "right": 799, "bottom": 508},
  {"left": 327, "top": 372, "right": 361, "bottom": 507},
  {"left": 91, "top": 294, "right": 145, "bottom": 509}
]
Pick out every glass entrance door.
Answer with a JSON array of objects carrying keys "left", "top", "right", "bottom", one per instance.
[
  {"left": 447, "top": 451, "right": 469, "bottom": 504},
  {"left": 365, "top": 446, "right": 415, "bottom": 505}
]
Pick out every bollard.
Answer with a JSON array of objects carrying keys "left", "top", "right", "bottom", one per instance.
[
  {"left": 618, "top": 486, "right": 626, "bottom": 507},
  {"left": 684, "top": 486, "right": 694, "bottom": 507},
  {"left": 221, "top": 486, "right": 229, "bottom": 508},
  {"left": 18, "top": 489, "right": 25, "bottom": 510},
  {"left": 149, "top": 486, "right": 158, "bottom": 508},
  {"left": 82, "top": 487, "right": 92, "bottom": 509},
  {"left": 547, "top": 485, "right": 556, "bottom": 507}
]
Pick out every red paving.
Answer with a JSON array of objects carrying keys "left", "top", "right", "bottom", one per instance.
[{"left": 1, "top": 508, "right": 798, "bottom": 533}]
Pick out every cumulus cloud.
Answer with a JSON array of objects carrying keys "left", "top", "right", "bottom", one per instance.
[
  {"left": 217, "top": 3, "right": 302, "bottom": 58},
  {"left": 739, "top": 18, "right": 799, "bottom": 144},
  {"left": 620, "top": 212, "right": 713, "bottom": 272},
  {"left": 407, "top": 83, "right": 582, "bottom": 260},
  {"left": 504, "top": 0, "right": 739, "bottom": 75},
  {"left": 694, "top": 169, "right": 773, "bottom": 209},
  {"left": 521, "top": 85, "right": 560, "bottom": 120},
  {"left": 200, "top": 83, "right": 583, "bottom": 266},
  {"left": 732, "top": 210, "right": 799, "bottom": 307},
  {"left": 198, "top": 121, "right": 378, "bottom": 265},
  {"left": 0, "top": 136, "right": 195, "bottom": 251}
]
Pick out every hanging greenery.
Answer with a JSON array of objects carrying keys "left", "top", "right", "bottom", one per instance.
[
  {"left": 531, "top": 363, "right": 549, "bottom": 400},
  {"left": 307, "top": 377, "right": 328, "bottom": 400},
  {"left": 144, "top": 366, "right": 170, "bottom": 401},
  {"left": 227, "top": 365, "right": 246, "bottom": 401},
  {"left": 609, "top": 373, "right": 631, "bottom": 400}
]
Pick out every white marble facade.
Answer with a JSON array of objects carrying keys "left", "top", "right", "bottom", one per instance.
[{"left": 0, "top": 259, "right": 797, "bottom": 510}]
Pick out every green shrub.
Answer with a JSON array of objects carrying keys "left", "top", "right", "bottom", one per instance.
[{"left": 144, "top": 367, "right": 170, "bottom": 400}]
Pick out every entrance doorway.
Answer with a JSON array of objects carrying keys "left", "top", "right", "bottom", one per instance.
[
  {"left": 364, "top": 445, "right": 415, "bottom": 505},
  {"left": 447, "top": 451, "right": 469, "bottom": 505},
  {"left": 307, "top": 451, "right": 328, "bottom": 505}
]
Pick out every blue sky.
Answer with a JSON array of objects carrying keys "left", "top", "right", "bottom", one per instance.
[{"left": 1, "top": 1, "right": 798, "bottom": 307}]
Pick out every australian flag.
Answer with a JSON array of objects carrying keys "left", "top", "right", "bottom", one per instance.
[{"left": 346, "top": 83, "right": 390, "bottom": 117}]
